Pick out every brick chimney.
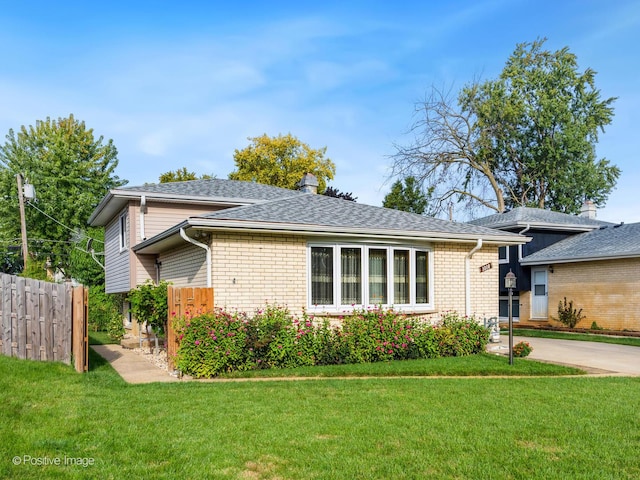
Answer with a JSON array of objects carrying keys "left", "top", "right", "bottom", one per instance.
[
  {"left": 298, "top": 173, "right": 318, "bottom": 194},
  {"left": 580, "top": 200, "right": 597, "bottom": 219}
]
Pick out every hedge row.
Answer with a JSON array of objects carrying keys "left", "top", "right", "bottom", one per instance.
[{"left": 172, "top": 305, "right": 490, "bottom": 378}]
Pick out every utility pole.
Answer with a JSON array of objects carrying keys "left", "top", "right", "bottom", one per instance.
[{"left": 16, "top": 174, "right": 28, "bottom": 271}]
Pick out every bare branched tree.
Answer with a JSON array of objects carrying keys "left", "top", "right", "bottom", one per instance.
[{"left": 391, "top": 86, "right": 506, "bottom": 216}]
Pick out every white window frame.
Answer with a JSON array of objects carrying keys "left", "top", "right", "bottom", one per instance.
[
  {"left": 119, "top": 212, "right": 128, "bottom": 252},
  {"left": 307, "top": 243, "right": 434, "bottom": 314}
]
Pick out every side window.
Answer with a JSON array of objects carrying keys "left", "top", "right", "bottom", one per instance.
[
  {"left": 498, "top": 246, "right": 509, "bottom": 264},
  {"left": 119, "top": 213, "right": 128, "bottom": 251}
]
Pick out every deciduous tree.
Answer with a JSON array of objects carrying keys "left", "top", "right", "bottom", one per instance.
[
  {"left": 391, "top": 39, "right": 619, "bottom": 216},
  {"left": 0, "top": 115, "right": 125, "bottom": 278},
  {"left": 229, "top": 134, "right": 335, "bottom": 193}
]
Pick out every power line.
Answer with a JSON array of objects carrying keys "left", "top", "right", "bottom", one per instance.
[{"left": 25, "top": 200, "right": 104, "bottom": 244}]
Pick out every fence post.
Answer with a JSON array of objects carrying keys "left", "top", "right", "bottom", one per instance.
[{"left": 72, "top": 286, "right": 88, "bottom": 373}]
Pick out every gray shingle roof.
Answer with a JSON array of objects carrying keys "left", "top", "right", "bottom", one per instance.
[
  {"left": 194, "top": 193, "right": 525, "bottom": 239},
  {"left": 120, "top": 178, "right": 305, "bottom": 201},
  {"left": 468, "top": 207, "right": 612, "bottom": 230},
  {"left": 521, "top": 222, "right": 640, "bottom": 264}
]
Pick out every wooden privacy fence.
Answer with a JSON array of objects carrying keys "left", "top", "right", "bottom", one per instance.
[
  {"left": 0, "top": 273, "right": 88, "bottom": 373},
  {"left": 167, "top": 286, "right": 214, "bottom": 370}
]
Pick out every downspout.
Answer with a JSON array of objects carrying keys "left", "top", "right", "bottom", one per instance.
[
  {"left": 140, "top": 195, "right": 147, "bottom": 241},
  {"left": 517, "top": 224, "right": 530, "bottom": 261},
  {"left": 465, "top": 239, "right": 483, "bottom": 317},
  {"left": 180, "top": 227, "right": 212, "bottom": 288}
]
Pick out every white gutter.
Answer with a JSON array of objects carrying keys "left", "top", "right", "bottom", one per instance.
[
  {"left": 140, "top": 195, "right": 147, "bottom": 241},
  {"left": 179, "top": 228, "right": 212, "bottom": 287},
  {"left": 517, "top": 224, "right": 530, "bottom": 261},
  {"left": 465, "top": 238, "right": 483, "bottom": 317}
]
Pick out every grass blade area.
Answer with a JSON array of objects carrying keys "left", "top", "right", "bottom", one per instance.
[
  {"left": 509, "top": 328, "right": 640, "bottom": 347},
  {"left": 88, "top": 331, "right": 118, "bottom": 346},
  {"left": 2, "top": 352, "right": 638, "bottom": 479},
  {"left": 215, "top": 353, "right": 582, "bottom": 379}
]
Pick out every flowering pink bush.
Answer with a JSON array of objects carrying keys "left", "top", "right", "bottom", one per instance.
[{"left": 172, "top": 305, "right": 490, "bottom": 378}]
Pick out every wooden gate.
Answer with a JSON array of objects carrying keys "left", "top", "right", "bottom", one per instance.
[
  {"left": 167, "top": 286, "right": 214, "bottom": 370},
  {"left": 0, "top": 273, "right": 88, "bottom": 373}
]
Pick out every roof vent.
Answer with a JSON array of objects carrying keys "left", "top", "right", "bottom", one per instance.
[{"left": 298, "top": 173, "right": 318, "bottom": 194}]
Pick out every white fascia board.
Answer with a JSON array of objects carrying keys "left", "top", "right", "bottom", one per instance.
[
  {"left": 186, "top": 218, "right": 530, "bottom": 245},
  {"left": 521, "top": 253, "right": 640, "bottom": 265},
  {"left": 499, "top": 221, "right": 604, "bottom": 232},
  {"left": 134, "top": 217, "right": 529, "bottom": 254}
]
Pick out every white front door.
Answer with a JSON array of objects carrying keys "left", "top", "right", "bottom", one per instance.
[{"left": 531, "top": 268, "right": 548, "bottom": 318}]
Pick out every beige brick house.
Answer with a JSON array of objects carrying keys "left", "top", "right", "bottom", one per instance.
[{"left": 89, "top": 176, "right": 527, "bottom": 330}]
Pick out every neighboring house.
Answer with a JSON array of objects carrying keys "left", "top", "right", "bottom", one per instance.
[
  {"left": 89, "top": 176, "right": 527, "bottom": 333},
  {"left": 469, "top": 204, "right": 639, "bottom": 331}
]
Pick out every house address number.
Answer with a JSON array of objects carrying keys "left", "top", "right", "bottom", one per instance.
[{"left": 479, "top": 262, "right": 492, "bottom": 273}]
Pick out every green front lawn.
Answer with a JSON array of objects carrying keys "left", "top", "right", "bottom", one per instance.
[{"left": 1, "top": 351, "right": 638, "bottom": 479}]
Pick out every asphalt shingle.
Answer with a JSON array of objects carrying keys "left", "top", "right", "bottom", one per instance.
[
  {"left": 521, "top": 222, "right": 640, "bottom": 264},
  {"left": 120, "top": 178, "right": 305, "bottom": 201},
  {"left": 468, "top": 206, "right": 611, "bottom": 230},
  {"left": 196, "top": 193, "right": 523, "bottom": 238}
]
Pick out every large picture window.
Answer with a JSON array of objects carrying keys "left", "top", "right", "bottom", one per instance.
[{"left": 309, "top": 244, "right": 432, "bottom": 312}]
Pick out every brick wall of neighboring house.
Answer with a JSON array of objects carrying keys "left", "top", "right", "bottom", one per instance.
[
  {"left": 160, "top": 243, "right": 208, "bottom": 287},
  {"left": 433, "top": 242, "right": 499, "bottom": 321},
  {"left": 546, "top": 258, "right": 640, "bottom": 331},
  {"left": 518, "top": 291, "right": 532, "bottom": 323},
  {"left": 515, "top": 258, "right": 640, "bottom": 331}
]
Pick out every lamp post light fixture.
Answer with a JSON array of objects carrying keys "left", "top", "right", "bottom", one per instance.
[{"left": 505, "top": 270, "right": 517, "bottom": 365}]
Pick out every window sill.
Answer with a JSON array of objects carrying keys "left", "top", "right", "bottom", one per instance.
[{"left": 308, "top": 305, "right": 437, "bottom": 316}]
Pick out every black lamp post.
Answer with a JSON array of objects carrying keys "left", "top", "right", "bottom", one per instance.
[{"left": 505, "top": 270, "right": 517, "bottom": 365}]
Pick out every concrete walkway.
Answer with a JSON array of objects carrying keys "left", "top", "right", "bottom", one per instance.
[
  {"left": 91, "top": 344, "right": 179, "bottom": 384},
  {"left": 488, "top": 335, "right": 640, "bottom": 376}
]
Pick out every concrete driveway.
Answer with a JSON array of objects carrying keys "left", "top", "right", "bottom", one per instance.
[{"left": 490, "top": 335, "right": 640, "bottom": 375}]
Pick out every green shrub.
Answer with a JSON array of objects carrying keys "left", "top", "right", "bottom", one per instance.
[
  {"left": 336, "top": 307, "right": 424, "bottom": 363},
  {"left": 513, "top": 341, "right": 533, "bottom": 357},
  {"left": 107, "top": 313, "right": 125, "bottom": 341},
  {"left": 440, "top": 312, "right": 491, "bottom": 356},
  {"left": 173, "top": 309, "right": 249, "bottom": 378},
  {"left": 173, "top": 306, "right": 491, "bottom": 378},
  {"left": 88, "top": 285, "right": 122, "bottom": 332},
  {"left": 128, "top": 281, "right": 169, "bottom": 334},
  {"left": 553, "top": 297, "right": 585, "bottom": 328}
]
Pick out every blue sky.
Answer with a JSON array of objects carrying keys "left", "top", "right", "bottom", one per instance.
[{"left": 1, "top": 0, "right": 638, "bottom": 222}]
